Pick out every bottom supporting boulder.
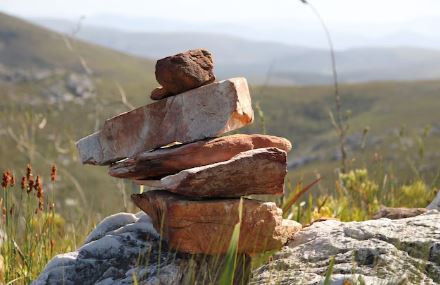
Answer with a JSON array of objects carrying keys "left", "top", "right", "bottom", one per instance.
[
  {"left": 33, "top": 212, "right": 181, "bottom": 285},
  {"left": 131, "top": 190, "right": 301, "bottom": 255},
  {"left": 251, "top": 210, "right": 440, "bottom": 285},
  {"left": 33, "top": 212, "right": 252, "bottom": 285}
]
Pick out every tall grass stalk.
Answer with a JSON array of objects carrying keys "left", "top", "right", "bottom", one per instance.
[
  {"left": 300, "top": 0, "right": 349, "bottom": 173},
  {"left": 0, "top": 164, "right": 80, "bottom": 283}
]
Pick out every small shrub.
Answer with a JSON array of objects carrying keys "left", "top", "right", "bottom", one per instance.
[{"left": 395, "top": 180, "right": 434, "bottom": 208}]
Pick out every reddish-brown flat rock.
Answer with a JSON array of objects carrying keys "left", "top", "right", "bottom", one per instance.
[
  {"left": 131, "top": 190, "right": 302, "bottom": 255},
  {"left": 109, "top": 134, "right": 292, "bottom": 180},
  {"left": 373, "top": 206, "right": 427, "bottom": 219},
  {"left": 135, "top": 147, "right": 287, "bottom": 197},
  {"left": 76, "top": 78, "right": 253, "bottom": 165},
  {"left": 155, "top": 49, "right": 215, "bottom": 95}
]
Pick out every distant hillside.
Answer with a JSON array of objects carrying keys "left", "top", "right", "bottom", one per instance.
[
  {"left": 0, "top": 12, "right": 157, "bottom": 217},
  {"left": 34, "top": 18, "right": 440, "bottom": 85},
  {"left": 0, "top": 13, "right": 156, "bottom": 105}
]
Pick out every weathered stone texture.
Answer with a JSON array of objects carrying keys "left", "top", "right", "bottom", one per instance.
[
  {"left": 251, "top": 210, "right": 440, "bottom": 285},
  {"left": 33, "top": 212, "right": 182, "bottom": 285},
  {"left": 150, "top": 86, "right": 172, "bottom": 100},
  {"left": 428, "top": 190, "right": 440, "bottom": 210},
  {"left": 76, "top": 78, "right": 253, "bottom": 165},
  {"left": 135, "top": 147, "right": 287, "bottom": 197},
  {"left": 155, "top": 49, "right": 215, "bottom": 95},
  {"left": 132, "top": 191, "right": 301, "bottom": 255},
  {"left": 109, "top": 134, "right": 291, "bottom": 180}
]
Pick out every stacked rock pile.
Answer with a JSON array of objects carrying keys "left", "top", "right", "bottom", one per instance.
[{"left": 76, "top": 49, "right": 302, "bottom": 255}]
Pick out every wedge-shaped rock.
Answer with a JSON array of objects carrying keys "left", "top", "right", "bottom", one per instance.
[
  {"left": 76, "top": 78, "right": 253, "bottom": 165},
  {"left": 136, "top": 147, "right": 287, "bottom": 197},
  {"left": 109, "top": 134, "right": 292, "bottom": 179},
  {"left": 132, "top": 191, "right": 302, "bottom": 255}
]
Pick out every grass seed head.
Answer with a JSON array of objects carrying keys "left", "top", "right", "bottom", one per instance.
[
  {"left": 21, "top": 176, "right": 27, "bottom": 190},
  {"left": 35, "top": 176, "right": 44, "bottom": 211},
  {"left": 26, "top": 164, "right": 33, "bottom": 181},
  {"left": 1, "top": 170, "right": 12, "bottom": 188},
  {"left": 50, "top": 165, "right": 57, "bottom": 182},
  {"left": 27, "top": 177, "right": 34, "bottom": 194}
]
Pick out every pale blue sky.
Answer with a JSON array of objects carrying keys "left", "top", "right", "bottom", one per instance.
[{"left": 1, "top": 0, "right": 439, "bottom": 48}]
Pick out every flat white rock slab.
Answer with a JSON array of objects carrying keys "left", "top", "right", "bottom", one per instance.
[{"left": 76, "top": 77, "right": 254, "bottom": 165}]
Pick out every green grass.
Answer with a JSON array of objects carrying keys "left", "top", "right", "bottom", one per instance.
[{"left": 0, "top": 164, "right": 92, "bottom": 283}]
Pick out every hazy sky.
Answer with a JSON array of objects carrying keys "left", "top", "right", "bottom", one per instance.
[{"left": 1, "top": 0, "right": 440, "bottom": 49}]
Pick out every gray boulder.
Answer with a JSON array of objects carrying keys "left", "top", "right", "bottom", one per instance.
[
  {"left": 428, "top": 191, "right": 440, "bottom": 211},
  {"left": 251, "top": 210, "right": 440, "bottom": 285},
  {"left": 33, "top": 212, "right": 183, "bottom": 285}
]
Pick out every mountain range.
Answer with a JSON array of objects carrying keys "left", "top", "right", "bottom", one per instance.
[{"left": 32, "top": 18, "right": 440, "bottom": 85}]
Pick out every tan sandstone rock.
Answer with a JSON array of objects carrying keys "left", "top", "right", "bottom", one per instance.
[
  {"left": 131, "top": 190, "right": 302, "bottom": 255},
  {"left": 135, "top": 147, "right": 287, "bottom": 197},
  {"left": 109, "top": 134, "right": 292, "bottom": 180},
  {"left": 76, "top": 78, "right": 253, "bottom": 165},
  {"left": 154, "top": 49, "right": 215, "bottom": 96}
]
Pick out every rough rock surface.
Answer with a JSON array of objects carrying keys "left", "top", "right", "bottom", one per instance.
[
  {"left": 135, "top": 147, "right": 287, "bottom": 197},
  {"left": 150, "top": 86, "right": 172, "bottom": 100},
  {"left": 154, "top": 49, "right": 215, "bottom": 96},
  {"left": 76, "top": 78, "right": 253, "bottom": 165},
  {"left": 428, "top": 191, "right": 440, "bottom": 210},
  {"left": 33, "top": 212, "right": 183, "bottom": 285},
  {"left": 251, "top": 210, "right": 440, "bottom": 285},
  {"left": 109, "top": 134, "right": 292, "bottom": 180},
  {"left": 132, "top": 190, "right": 302, "bottom": 255}
]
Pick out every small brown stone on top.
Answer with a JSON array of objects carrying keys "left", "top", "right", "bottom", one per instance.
[{"left": 155, "top": 49, "right": 215, "bottom": 95}]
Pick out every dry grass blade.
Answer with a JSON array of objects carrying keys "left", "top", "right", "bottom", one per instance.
[{"left": 282, "top": 177, "right": 322, "bottom": 216}]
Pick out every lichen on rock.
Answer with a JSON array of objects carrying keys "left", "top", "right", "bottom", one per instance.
[{"left": 251, "top": 210, "right": 440, "bottom": 285}]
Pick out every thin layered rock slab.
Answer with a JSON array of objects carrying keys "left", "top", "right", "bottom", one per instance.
[
  {"left": 131, "top": 190, "right": 302, "bottom": 255},
  {"left": 109, "top": 134, "right": 292, "bottom": 180},
  {"left": 76, "top": 77, "right": 254, "bottom": 165},
  {"left": 135, "top": 147, "right": 287, "bottom": 197}
]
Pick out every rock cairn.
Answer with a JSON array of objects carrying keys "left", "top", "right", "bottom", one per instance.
[{"left": 76, "top": 49, "right": 301, "bottom": 255}]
